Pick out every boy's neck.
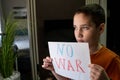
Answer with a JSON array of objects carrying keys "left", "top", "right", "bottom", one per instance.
[{"left": 90, "top": 43, "right": 102, "bottom": 55}]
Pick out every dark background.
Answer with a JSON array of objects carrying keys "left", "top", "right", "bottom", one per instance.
[{"left": 107, "top": 0, "right": 120, "bottom": 55}]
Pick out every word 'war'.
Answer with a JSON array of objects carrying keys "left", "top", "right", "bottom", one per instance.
[{"left": 53, "top": 57, "right": 85, "bottom": 73}]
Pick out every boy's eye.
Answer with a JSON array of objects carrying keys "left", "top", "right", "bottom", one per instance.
[
  {"left": 82, "top": 26, "right": 89, "bottom": 30},
  {"left": 73, "top": 25, "right": 90, "bottom": 31}
]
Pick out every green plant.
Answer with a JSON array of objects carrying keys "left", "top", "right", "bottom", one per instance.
[{"left": 0, "top": 13, "right": 18, "bottom": 78}]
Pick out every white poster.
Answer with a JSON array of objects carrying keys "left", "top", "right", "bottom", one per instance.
[{"left": 48, "top": 42, "right": 91, "bottom": 80}]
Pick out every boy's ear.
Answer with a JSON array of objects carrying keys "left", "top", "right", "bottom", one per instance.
[{"left": 99, "top": 23, "right": 105, "bottom": 34}]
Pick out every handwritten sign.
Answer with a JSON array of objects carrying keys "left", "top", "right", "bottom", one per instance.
[{"left": 48, "top": 42, "right": 91, "bottom": 80}]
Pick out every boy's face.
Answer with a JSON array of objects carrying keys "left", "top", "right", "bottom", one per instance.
[{"left": 73, "top": 13, "right": 102, "bottom": 46}]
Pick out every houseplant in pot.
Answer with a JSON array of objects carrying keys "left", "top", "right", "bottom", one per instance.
[{"left": 0, "top": 13, "right": 20, "bottom": 80}]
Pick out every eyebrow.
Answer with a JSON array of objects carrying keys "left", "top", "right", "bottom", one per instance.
[
  {"left": 80, "top": 24, "right": 89, "bottom": 26},
  {"left": 73, "top": 23, "right": 88, "bottom": 26}
]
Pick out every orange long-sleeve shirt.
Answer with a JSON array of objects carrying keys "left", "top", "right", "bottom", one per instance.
[{"left": 91, "top": 46, "right": 120, "bottom": 80}]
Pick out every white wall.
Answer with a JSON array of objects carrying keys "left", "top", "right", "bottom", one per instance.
[
  {"left": 0, "top": 0, "right": 2, "bottom": 33},
  {"left": 1, "top": 0, "right": 26, "bottom": 17}
]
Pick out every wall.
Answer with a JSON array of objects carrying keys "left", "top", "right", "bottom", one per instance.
[
  {"left": 1, "top": 0, "right": 26, "bottom": 16},
  {"left": 38, "top": 0, "right": 85, "bottom": 20},
  {"left": 0, "top": 0, "right": 2, "bottom": 33}
]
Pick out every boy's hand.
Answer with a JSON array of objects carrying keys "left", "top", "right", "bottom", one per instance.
[
  {"left": 89, "top": 64, "right": 110, "bottom": 80},
  {"left": 42, "top": 56, "right": 54, "bottom": 71}
]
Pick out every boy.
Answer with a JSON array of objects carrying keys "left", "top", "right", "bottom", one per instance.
[{"left": 42, "top": 4, "right": 120, "bottom": 80}]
